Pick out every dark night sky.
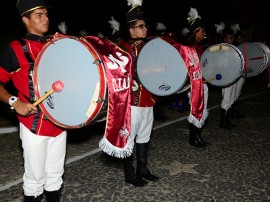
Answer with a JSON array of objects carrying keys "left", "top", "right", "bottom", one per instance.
[{"left": 0, "top": 0, "right": 268, "bottom": 42}]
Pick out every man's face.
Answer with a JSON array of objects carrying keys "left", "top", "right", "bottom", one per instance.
[
  {"left": 235, "top": 36, "right": 244, "bottom": 44},
  {"left": 224, "top": 35, "right": 234, "bottom": 44},
  {"left": 22, "top": 8, "right": 49, "bottom": 36},
  {"left": 129, "top": 20, "right": 148, "bottom": 39},
  {"left": 195, "top": 27, "right": 206, "bottom": 42}
]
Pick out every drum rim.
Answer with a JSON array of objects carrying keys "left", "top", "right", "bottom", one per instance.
[
  {"left": 33, "top": 35, "right": 107, "bottom": 128},
  {"left": 201, "top": 43, "right": 244, "bottom": 87},
  {"left": 254, "top": 42, "right": 270, "bottom": 69},
  {"left": 238, "top": 42, "right": 268, "bottom": 77}
]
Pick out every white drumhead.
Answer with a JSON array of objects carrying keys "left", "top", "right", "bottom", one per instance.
[
  {"left": 137, "top": 37, "right": 188, "bottom": 96},
  {"left": 200, "top": 43, "right": 244, "bottom": 87},
  {"left": 237, "top": 42, "right": 268, "bottom": 77},
  {"left": 255, "top": 42, "right": 270, "bottom": 68},
  {"left": 34, "top": 36, "right": 107, "bottom": 128}
]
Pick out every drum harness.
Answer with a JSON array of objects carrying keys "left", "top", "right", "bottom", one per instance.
[
  {"left": 19, "top": 38, "right": 42, "bottom": 132},
  {"left": 131, "top": 42, "right": 141, "bottom": 106}
]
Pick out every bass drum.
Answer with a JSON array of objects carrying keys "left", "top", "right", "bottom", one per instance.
[
  {"left": 136, "top": 37, "right": 188, "bottom": 96},
  {"left": 200, "top": 43, "right": 244, "bottom": 87},
  {"left": 237, "top": 42, "right": 270, "bottom": 77},
  {"left": 34, "top": 34, "right": 107, "bottom": 129}
]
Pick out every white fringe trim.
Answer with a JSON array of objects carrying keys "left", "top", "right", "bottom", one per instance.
[
  {"left": 187, "top": 109, "right": 209, "bottom": 128},
  {"left": 99, "top": 137, "right": 134, "bottom": 158}
]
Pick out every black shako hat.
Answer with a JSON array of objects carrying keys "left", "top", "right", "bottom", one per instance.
[
  {"left": 234, "top": 30, "right": 245, "bottom": 38},
  {"left": 125, "top": 5, "right": 144, "bottom": 24},
  {"left": 189, "top": 18, "right": 203, "bottom": 34},
  {"left": 16, "top": 0, "right": 51, "bottom": 16},
  {"left": 222, "top": 27, "right": 234, "bottom": 38}
]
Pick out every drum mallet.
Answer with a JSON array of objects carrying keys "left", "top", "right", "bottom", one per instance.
[
  {"left": 33, "top": 80, "right": 64, "bottom": 106},
  {"left": 204, "top": 74, "right": 222, "bottom": 83}
]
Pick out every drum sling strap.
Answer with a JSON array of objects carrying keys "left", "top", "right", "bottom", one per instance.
[
  {"left": 19, "top": 38, "right": 41, "bottom": 133},
  {"left": 131, "top": 43, "right": 140, "bottom": 106},
  {"left": 243, "top": 43, "right": 248, "bottom": 76}
]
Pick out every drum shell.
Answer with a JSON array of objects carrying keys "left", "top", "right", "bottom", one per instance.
[
  {"left": 237, "top": 42, "right": 269, "bottom": 77},
  {"left": 257, "top": 42, "right": 270, "bottom": 67},
  {"left": 33, "top": 35, "right": 107, "bottom": 128}
]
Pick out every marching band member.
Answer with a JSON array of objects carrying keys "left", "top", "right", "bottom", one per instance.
[
  {"left": 116, "top": 0, "right": 160, "bottom": 187},
  {"left": 215, "top": 22, "right": 244, "bottom": 130},
  {"left": 0, "top": 0, "right": 67, "bottom": 201},
  {"left": 230, "top": 23, "right": 246, "bottom": 119},
  {"left": 181, "top": 7, "right": 209, "bottom": 148}
]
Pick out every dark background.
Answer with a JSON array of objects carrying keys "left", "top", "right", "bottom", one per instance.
[{"left": 0, "top": 0, "right": 269, "bottom": 45}]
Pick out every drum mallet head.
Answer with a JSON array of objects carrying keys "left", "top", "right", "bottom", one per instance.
[
  {"left": 216, "top": 74, "right": 222, "bottom": 80},
  {"left": 52, "top": 80, "right": 64, "bottom": 92},
  {"left": 204, "top": 74, "right": 222, "bottom": 83},
  {"left": 33, "top": 80, "right": 64, "bottom": 106}
]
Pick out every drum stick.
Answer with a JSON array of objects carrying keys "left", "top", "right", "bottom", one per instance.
[{"left": 33, "top": 80, "right": 64, "bottom": 106}]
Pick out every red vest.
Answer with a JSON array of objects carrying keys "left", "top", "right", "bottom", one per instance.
[{"left": 0, "top": 38, "right": 64, "bottom": 137}]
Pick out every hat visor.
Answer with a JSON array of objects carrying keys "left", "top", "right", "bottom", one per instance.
[{"left": 21, "top": 5, "right": 52, "bottom": 16}]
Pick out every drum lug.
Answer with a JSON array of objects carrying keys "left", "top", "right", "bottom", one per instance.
[
  {"left": 93, "top": 60, "right": 102, "bottom": 65},
  {"left": 96, "top": 98, "right": 107, "bottom": 103}
]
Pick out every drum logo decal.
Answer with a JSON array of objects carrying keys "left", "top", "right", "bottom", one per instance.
[
  {"left": 201, "top": 58, "right": 207, "bottom": 68},
  {"left": 159, "top": 84, "right": 171, "bottom": 91},
  {"left": 107, "top": 52, "right": 129, "bottom": 73},
  {"left": 46, "top": 94, "right": 54, "bottom": 109}
]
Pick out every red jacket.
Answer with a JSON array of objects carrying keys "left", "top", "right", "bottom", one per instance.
[
  {"left": 0, "top": 34, "right": 65, "bottom": 137},
  {"left": 118, "top": 40, "right": 156, "bottom": 107}
]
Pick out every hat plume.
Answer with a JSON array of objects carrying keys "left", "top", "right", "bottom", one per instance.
[
  {"left": 187, "top": 7, "right": 201, "bottom": 23},
  {"left": 79, "top": 30, "right": 87, "bottom": 36},
  {"left": 215, "top": 22, "right": 225, "bottom": 34},
  {"left": 58, "top": 22, "right": 67, "bottom": 34},
  {"left": 181, "top": 27, "right": 190, "bottom": 36},
  {"left": 127, "top": 0, "right": 142, "bottom": 7},
  {"left": 97, "top": 32, "right": 105, "bottom": 38},
  {"left": 230, "top": 23, "right": 240, "bottom": 34},
  {"left": 156, "top": 22, "right": 167, "bottom": 31},
  {"left": 108, "top": 16, "right": 120, "bottom": 35}
]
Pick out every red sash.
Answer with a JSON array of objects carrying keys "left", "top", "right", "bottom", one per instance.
[
  {"left": 160, "top": 36, "right": 208, "bottom": 127},
  {"left": 84, "top": 36, "right": 133, "bottom": 158}
]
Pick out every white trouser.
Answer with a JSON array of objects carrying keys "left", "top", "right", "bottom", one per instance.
[
  {"left": 20, "top": 123, "right": 67, "bottom": 197},
  {"left": 130, "top": 106, "right": 154, "bottom": 144},
  {"left": 234, "top": 77, "right": 245, "bottom": 101},
  {"left": 221, "top": 77, "right": 245, "bottom": 111}
]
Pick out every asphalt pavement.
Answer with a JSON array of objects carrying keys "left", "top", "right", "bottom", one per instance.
[{"left": 0, "top": 73, "right": 270, "bottom": 202}]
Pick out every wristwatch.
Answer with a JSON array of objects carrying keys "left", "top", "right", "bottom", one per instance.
[{"left": 9, "top": 96, "right": 18, "bottom": 109}]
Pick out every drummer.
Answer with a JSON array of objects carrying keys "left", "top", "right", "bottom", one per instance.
[
  {"left": 116, "top": 0, "right": 160, "bottom": 187},
  {"left": 215, "top": 23, "right": 245, "bottom": 130},
  {"left": 181, "top": 7, "right": 209, "bottom": 148},
  {"left": 0, "top": 0, "right": 67, "bottom": 201},
  {"left": 231, "top": 24, "right": 246, "bottom": 119}
]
